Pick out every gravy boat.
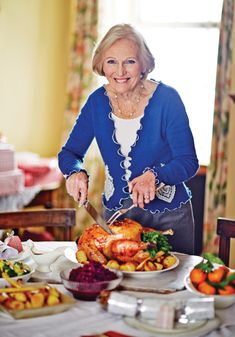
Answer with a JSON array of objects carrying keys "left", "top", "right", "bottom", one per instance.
[{"left": 24, "top": 240, "right": 68, "bottom": 273}]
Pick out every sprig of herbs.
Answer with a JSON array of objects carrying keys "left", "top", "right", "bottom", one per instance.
[
  {"left": 142, "top": 231, "right": 172, "bottom": 258},
  {"left": 203, "top": 252, "right": 224, "bottom": 265},
  {"left": 194, "top": 252, "right": 224, "bottom": 273}
]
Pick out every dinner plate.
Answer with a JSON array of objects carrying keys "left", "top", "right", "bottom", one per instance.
[
  {"left": 64, "top": 248, "right": 179, "bottom": 278},
  {"left": 124, "top": 316, "right": 220, "bottom": 337}
]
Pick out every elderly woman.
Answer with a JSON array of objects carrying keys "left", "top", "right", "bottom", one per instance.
[{"left": 58, "top": 24, "right": 199, "bottom": 254}]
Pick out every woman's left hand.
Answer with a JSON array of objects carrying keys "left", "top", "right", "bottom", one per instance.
[{"left": 129, "top": 171, "right": 156, "bottom": 208}]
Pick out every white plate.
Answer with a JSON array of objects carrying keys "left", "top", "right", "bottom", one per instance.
[
  {"left": 184, "top": 274, "right": 235, "bottom": 309},
  {"left": 64, "top": 248, "right": 179, "bottom": 278},
  {"left": 121, "top": 253, "right": 179, "bottom": 279},
  {"left": 0, "top": 267, "right": 35, "bottom": 287},
  {"left": 124, "top": 316, "right": 220, "bottom": 337}
]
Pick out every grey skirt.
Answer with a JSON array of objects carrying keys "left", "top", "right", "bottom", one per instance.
[{"left": 104, "top": 199, "right": 195, "bottom": 255}]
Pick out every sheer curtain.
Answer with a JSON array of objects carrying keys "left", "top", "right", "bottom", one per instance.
[{"left": 203, "top": 0, "right": 234, "bottom": 253}]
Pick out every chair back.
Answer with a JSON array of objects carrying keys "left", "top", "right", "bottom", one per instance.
[
  {"left": 0, "top": 208, "right": 76, "bottom": 241},
  {"left": 217, "top": 217, "right": 235, "bottom": 266}
]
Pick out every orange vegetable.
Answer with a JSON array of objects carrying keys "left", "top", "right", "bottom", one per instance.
[
  {"left": 198, "top": 281, "right": 216, "bottom": 295},
  {"left": 190, "top": 268, "right": 207, "bottom": 285},
  {"left": 218, "top": 285, "right": 235, "bottom": 296},
  {"left": 227, "top": 271, "right": 235, "bottom": 285},
  {"left": 208, "top": 266, "right": 226, "bottom": 283}
]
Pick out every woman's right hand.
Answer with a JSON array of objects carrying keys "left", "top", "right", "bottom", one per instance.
[{"left": 65, "top": 171, "right": 88, "bottom": 206}]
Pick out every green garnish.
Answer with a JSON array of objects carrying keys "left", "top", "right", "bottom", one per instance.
[
  {"left": 194, "top": 252, "right": 224, "bottom": 273},
  {"left": 203, "top": 252, "right": 224, "bottom": 265},
  {"left": 142, "top": 231, "right": 172, "bottom": 258},
  {"left": 195, "top": 259, "right": 214, "bottom": 273}
]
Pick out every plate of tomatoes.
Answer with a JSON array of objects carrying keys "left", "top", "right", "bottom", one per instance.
[{"left": 184, "top": 254, "right": 235, "bottom": 308}]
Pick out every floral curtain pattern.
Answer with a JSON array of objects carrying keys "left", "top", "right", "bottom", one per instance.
[
  {"left": 203, "top": 0, "right": 234, "bottom": 253},
  {"left": 62, "top": 0, "right": 98, "bottom": 142},
  {"left": 60, "top": 0, "right": 104, "bottom": 237}
]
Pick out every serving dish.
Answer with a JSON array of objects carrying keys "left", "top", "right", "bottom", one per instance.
[
  {"left": 60, "top": 265, "right": 123, "bottom": 301},
  {"left": 64, "top": 248, "right": 179, "bottom": 278},
  {"left": 0, "top": 260, "right": 34, "bottom": 287},
  {"left": 120, "top": 253, "right": 179, "bottom": 278},
  {"left": 0, "top": 269, "right": 34, "bottom": 288},
  {"left": 0, "top": 287, "right": 76, "bottom": 319},
  {"left": 184, "top": 274, "right": 235, "bottom": 309}
]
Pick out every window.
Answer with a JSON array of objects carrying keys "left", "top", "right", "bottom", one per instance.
[{"left": 98, "top": 0, "right": 223, "bottom": 165}]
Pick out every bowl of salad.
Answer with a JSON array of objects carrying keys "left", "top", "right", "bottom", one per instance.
[{"left": 0, "top": 259, "right": 34, "bottom": 287}]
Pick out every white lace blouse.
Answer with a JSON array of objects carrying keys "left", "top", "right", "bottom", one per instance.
[{"left": 112, "top": 113, "right": 143, "bottom": 181}]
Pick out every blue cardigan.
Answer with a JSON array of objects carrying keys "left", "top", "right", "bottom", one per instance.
[{"left": 58, "top": 82, "right": 199, "bottom": 213}]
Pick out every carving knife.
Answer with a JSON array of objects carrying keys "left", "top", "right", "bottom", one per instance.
[{"left": 83, "top": 200, "right": 113, "bottom": 234}]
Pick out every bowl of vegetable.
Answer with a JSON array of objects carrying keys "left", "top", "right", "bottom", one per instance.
[
  {"left": 60, "top": 261, "right": 123, "bottom": 301},
  {"left": 0, "top": 259, "right": 34, "bottom": 287},
  {"left": 184, "top": 254, "right": 235, "bottom": 309}
]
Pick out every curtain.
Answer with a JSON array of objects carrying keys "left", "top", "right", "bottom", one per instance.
[
  {"left": 62, "top": 0, "right": 98, "bottom": 141},
  {"left": 203, "top": 0, "right": 234, "bottom": 253},
  {"left": 59, "top": 0, "right": 104, "bottom": 238}
]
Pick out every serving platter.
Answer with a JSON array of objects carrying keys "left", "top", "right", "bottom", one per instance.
[
  {"left": 120, "top": 253, "right": 179, "bottom": 279},
  {"left": 0, "top": 291, "right": 76, "bottom": 319},
  {"left": 64, "top": 247, "right": 179, "bottom": 278}
]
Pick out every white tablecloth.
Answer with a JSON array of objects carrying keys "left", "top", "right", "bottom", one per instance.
[{"left": 0, "top": 241, "right": 235, "bottom": 337}]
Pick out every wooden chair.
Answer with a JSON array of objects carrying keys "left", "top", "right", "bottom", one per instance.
[
  {"left": 217, "top": 217, "right": 235, "bottom": 266},
  {"left": 0, "top": 208, "right": 76, "bottom": 241}
]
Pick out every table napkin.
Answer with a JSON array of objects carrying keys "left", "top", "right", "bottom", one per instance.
[{"left": 0, "top": 240, "right": 18, "bottom": 259}]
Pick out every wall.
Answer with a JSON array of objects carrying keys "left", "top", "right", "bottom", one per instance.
[{"left": 0, "top": 0, "right": 71, "bottom": 157}]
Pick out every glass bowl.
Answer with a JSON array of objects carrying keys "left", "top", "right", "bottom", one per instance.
[
  {"left": 60, "top": 267, "right": 123, "bottom": 301},
  {"left": 184, "top": 273, "right": 235, "bottom": 309}
]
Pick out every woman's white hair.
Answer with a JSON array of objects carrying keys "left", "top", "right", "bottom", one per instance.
[{"left": 92, "top": 24, "right": 155, "bottom": 79}]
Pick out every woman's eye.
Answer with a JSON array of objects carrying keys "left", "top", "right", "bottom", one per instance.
[
  {"left": 107, "top": 59, "right": 116, "bottom": 64},
  {"left": 125, "top": 59, "right": 136, "bottom": 64}
]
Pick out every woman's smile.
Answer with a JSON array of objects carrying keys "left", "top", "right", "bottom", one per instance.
[{"left": 103, "top": 38, "right": 143, "bottom": 94}]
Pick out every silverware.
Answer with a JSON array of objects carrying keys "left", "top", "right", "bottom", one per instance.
[
  {"left": 83, "top": 200, "right": 113, "bottom": 234},
  {"left": 107, "top": 204, "right": 136, "bottom": 225},
  {"left": 107, "top": 183, "right": 165, "bottom": 225},
  {"left": 107, "top": 204, "right": 135, "bottom": 225}
]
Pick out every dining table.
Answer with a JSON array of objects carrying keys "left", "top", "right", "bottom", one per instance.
[{"left": 1, "top": 241, "right": 235, "bottom": 337}]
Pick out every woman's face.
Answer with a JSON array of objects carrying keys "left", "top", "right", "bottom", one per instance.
[{"left": 102, "top": 38, "right": 143, "bottom": 94}]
